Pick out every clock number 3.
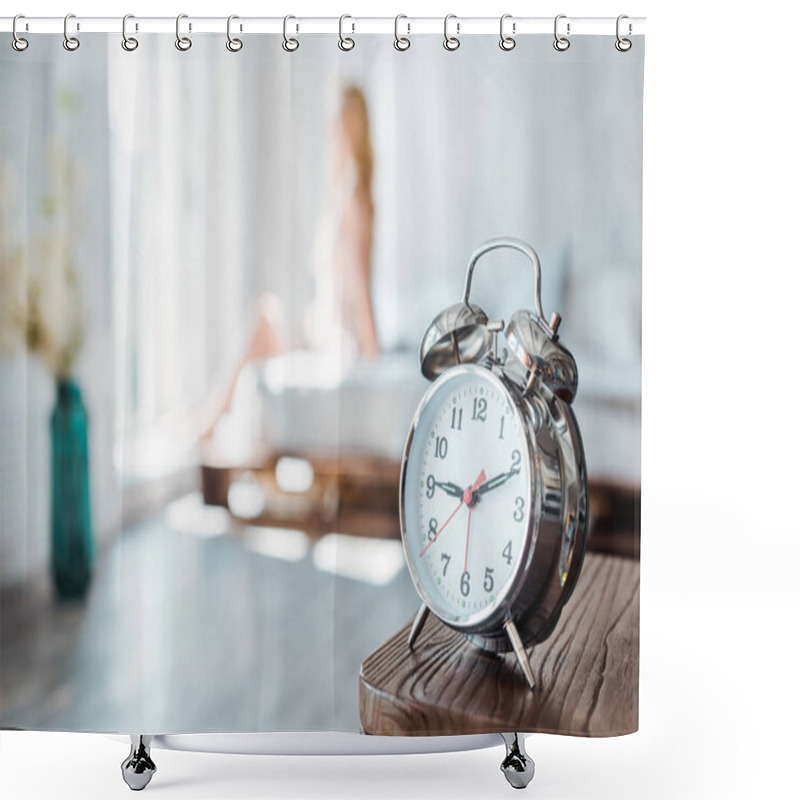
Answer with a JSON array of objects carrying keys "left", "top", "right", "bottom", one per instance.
[{"left": 513, "top": 496, "right": 524, "bottom": 522}]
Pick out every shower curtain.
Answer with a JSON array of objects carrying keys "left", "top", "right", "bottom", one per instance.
[{"left": 0, "top": 26, "right": 643, "bottom": 741}]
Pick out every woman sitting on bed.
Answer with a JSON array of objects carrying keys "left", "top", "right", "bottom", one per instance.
[{"left": 201, "top": 85, "right": 379, "bottom": 440}]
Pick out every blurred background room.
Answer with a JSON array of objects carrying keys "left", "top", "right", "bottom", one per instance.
[{"left": 0, "top": 34, "right": 640, "bottom": 733}]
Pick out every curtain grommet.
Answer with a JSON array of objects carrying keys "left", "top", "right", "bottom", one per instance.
[
  {"left": 615, "top": 15, "right": 632, "bottom": 51},
  {"left": 554, "top": 15, "right": 570, "bottom": 51},
  {"left": 282, "top": 15, "right": 299, "bottom": 52},
  {"left": 12, "top": 14, "right": 28, "bottom": 51},
  {"left": 175, "top": 14, "right": 192, "bottom": 51},
  {"left": 63, "top": 13, "right": 80, "bottom": 51},
  {"left": 121, "top": 14, "right": 138, "bottom": 52},
  {"left": 394, "top": 15, "right": 410, "bottom": 51},
  {"left": 338, "top": 14, "right": 355, "bottom": 51},
  {"left": 443, "top": 14, "right": 460, "bottom": 51},
  {"left": 499, "top": 14, "right": 516, "bottom": 51},
  {"left": 226, "top": 15, "right": 243, "bottom": 52}
]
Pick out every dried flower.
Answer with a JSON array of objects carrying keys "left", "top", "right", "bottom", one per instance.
[{"left": 0, "top": 138, "right": 86, "bottom": 378}]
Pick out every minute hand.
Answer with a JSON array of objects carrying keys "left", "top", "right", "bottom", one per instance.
[{"left": 475, "top": 468, "right": 520, "bottom": 497}]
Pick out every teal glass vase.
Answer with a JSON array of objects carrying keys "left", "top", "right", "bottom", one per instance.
[{"left": 50, "top": 378, "right": 94, "bottom": 601}]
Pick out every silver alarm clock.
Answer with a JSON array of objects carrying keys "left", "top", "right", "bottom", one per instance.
[{"left": 399, "top": 237, "right": 588, "bottom": 690}]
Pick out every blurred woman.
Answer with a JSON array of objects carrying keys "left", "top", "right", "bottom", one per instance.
[
  {"left": 201, "top": 85, "right": 378, "bottom": 440},
  {"left": 304, "top": 85, "right": 379, "bottom": 361}
]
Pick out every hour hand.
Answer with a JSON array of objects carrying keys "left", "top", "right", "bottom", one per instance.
[
  {"left": 475, "top": 469, "right": 519, "bottom": 497},
  {"left": 435, "top": 480, "right": 464, "bottom": 498}
]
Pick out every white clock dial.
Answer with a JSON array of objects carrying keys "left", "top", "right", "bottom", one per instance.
[{"left": 401, "top": 366, "right": 532, "bottom": 627}]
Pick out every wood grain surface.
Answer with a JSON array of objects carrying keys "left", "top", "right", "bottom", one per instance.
[{"left": 359, "top": 553, "right": 639, "bottom": 737}]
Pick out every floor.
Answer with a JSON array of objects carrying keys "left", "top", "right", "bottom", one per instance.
[{"left": 0, "top": 494, "right": 420, "bottom": 734}]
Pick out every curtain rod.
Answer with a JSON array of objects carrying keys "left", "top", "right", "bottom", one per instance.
[{"left": 0, "top": 16, "right": 646, "bottom": 37}]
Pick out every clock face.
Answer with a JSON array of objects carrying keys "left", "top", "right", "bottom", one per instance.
[{"left": 401, "top": 366, "right": 532, "bottom": 628}]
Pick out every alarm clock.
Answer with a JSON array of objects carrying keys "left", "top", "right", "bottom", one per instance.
[{"left": 399, "top": 237, "right": 588, "bottom": 690}]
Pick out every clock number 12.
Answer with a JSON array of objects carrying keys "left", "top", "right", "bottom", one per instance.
[{"left": 472, "top": 397, "right": 487, "bottom": 422}]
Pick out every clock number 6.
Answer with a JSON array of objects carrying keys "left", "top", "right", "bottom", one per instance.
[{"left": 460, "top": 571, "right": 470, "bottom": 597}]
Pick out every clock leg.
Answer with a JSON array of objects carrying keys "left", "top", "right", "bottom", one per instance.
[
  {"left": 121, "top": 735, "right": 157, "bottom": 791},
  {"left": 500, "top": 733, "right": 535, "bottom": 789},
  {"left": 504, "top": 619, "right": 536, "bottom": 691},
  {"left": 407, "top": 603, "right": 430, "bottom": 649}
]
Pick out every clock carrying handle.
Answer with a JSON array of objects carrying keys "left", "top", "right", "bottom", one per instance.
[{"left": 462, "top": 237, "right": 558, "bottom": 337}]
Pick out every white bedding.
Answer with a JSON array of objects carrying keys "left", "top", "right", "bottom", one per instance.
[
  {"left": 245, "top": 350, "right": 639, "bottom": 483},
  {"left": 253, "top": 351, "right": 428, "bottom": 461}
]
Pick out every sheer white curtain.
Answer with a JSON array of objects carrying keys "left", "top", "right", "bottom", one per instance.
[{"left": 108, "top": 42, "right": 292, "bottom": 456}]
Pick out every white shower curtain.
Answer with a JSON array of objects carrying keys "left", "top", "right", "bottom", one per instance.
[{"left": 1, "top": 29, "right": 643, "bottom": 738}]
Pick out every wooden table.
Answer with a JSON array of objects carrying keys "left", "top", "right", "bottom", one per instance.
[
  {"left": 359, "top": 553, "right": 639, "bottom": 737},
  {"left": 201, "top": 452, "right": 402, "bottom": 538}
]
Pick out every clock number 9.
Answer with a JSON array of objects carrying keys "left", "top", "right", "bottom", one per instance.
[
  {"left": 513, "top": 496, "right": 525, "bottom": 522},
  {"left": 427, "top": 517, "right": 438, "bottom": 541},
  {"left": 426, "top": 474, "right": 435, "bottom": 499}
]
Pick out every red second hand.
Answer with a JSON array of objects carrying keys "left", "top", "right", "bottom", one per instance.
[
  {"left": 419, "top": 468, "right": 486, "bottom": 558},
  {"left": 464, "top": 505, "right": 473, "bottom": 573},
  {"left": 419, "top": 497, "right": 464, "bottom": 557}
]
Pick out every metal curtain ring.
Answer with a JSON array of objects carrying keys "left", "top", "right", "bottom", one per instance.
[
  {"left": 394, "top": 14, "right": 410, "bottom": 51},
  {"left": 122, "top": 14, "right": 138, "bottom": 51},
  {"left": 12, "top": 14, "right": 28, "bottom": 51},
  {"left": 338, "top": 14, "right": 355, "bottom": 51},
  {"left": 443, "top": 14, "right": 460, "bottom": 51},
  {"left": 499, "top": 14, "right": 515, "bottom": 51},
  {"left": 226, "top": 15, "right": 243, "bottom": 52},
  {"left": 615, "top": 14, "right": 632, "bottom": 51},
  {"left": 554, "top": 14, "right": 570, "bottom": 51},
  {"left": 175, "top": 14, "right": 192, "bottom": 50},
  {"left": 63, "top": 13, "right": 80, "bottom": 51},
  {"left": 282, "top": 15, "right": 299, "bottom": 51}
]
